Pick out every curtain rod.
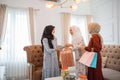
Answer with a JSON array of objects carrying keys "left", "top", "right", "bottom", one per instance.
[{"left": 5, "top": 4, "right": 40, "bottom": 11}]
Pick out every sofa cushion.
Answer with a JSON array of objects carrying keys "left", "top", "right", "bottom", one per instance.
[
  {"left": 102, "top": 56, "right": 107, "bottom": 68},
  {"left": 32, "top": 50, "right": 43, "bottom": 67},
  {"left": 102, "top": 68, "right": 120, "bottom": 80}
]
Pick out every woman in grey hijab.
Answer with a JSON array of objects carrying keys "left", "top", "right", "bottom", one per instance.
[{"left": 41, "top": 25, "right": 60, "bottom": 80}]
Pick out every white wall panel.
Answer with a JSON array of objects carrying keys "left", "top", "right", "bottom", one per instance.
[{"left": 90, "top": 0, "right": 119, "bottom": 44}]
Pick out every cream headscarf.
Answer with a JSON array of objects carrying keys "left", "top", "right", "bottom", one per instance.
[
  {"left": 70, "top": 25, "right": 85, "bottom": 48},
  {"left": 88, "top": 22, "right": 100, "bottom": 34},
  {"left": 88, "top": 22, "right": 103, "bottom": 44}
]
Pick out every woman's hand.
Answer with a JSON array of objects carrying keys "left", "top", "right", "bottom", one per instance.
[
  {"left": 79, "top": 46, "right": 85, "bottom": 51},
  {"left": 55, "top": 48, "right": 61, "bottom": 51}
]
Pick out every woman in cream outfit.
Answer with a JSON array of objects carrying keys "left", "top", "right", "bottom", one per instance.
[{"left": 66, "top": 25, "right": 87, "bottom": 77}]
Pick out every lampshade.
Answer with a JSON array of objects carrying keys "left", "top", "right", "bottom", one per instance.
[
  {"left": 70, "top": 4, "right": 77, "bottom": 10},
  {"left": 46, "top": 1, "right": 55, "bottom": 9}
]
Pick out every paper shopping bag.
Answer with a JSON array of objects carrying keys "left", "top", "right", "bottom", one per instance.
[
  {"left": 90, "top": 52, "right": 97, "bottom": 68},
  {"left": 79, "top": 52, "right": 97, "bottom": 68},
  {"left": 79, "top": 52, "right": 94, "bottom": 67},
  {"left": 84, "top": 52, "right": 95, "bottom": 66},
  {"left": 60, "top": 47, "right": 74, "bottom": 69}
]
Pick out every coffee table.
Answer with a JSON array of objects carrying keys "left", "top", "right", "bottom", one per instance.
[{"left": 45, "top": 76, "right": 63, "bottom": 80}]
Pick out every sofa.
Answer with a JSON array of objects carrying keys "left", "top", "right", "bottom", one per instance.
[{"left": 101, "top": 45, "right": 120, "bottom": 80}]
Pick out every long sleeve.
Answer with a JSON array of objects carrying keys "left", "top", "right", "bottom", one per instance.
[
  {"left": 72, "top": 36, "right": 85, "bottom": 51},
  {"left": 53, "top": 37, "right": 57, "bottom": 48},
  {"left": 43, "top": 38, "right": 55, "bottom": 53},
  {"left": 92, "top": 35, "right": 102, "bottom": 52},
  {"left": 85, "top": 34, "right": 102, "bottom": 52}
]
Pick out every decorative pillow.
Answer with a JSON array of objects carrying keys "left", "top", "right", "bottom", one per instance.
[{"left": 102, "top": 56, "right": 107, "bottom": 68}]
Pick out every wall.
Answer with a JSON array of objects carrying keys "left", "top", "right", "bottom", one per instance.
[
  {"left": 118, "top": 0, "right": 120, "bottom": 44},
  {"left": 0, "top": 0, "right": 63, "bottom": 45},
  {"left": 90, "top": 0, "right": 120, "bottom": 44},
  {"left": 1, "top": 0, "right": 119, "bottom": 45},
  {"left": 0, "top": 0, "right": 91, "bottom": 45}
]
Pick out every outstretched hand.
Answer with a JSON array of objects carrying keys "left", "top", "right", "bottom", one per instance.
[
  {"left": 79, "top": 46, "right": 85, "bottom": 51},
  {"left": 55, "top": 48, "right": 60, "bottom": 51}
]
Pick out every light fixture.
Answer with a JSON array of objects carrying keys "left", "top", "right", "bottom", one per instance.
[
  {"left": 46, "top": 1, "right": 55, "bottom": 9},
  {"left": 46, "top": 0, "right": 89, "bottom": 10},
  {"left": 70, "top": 4, "right": 78, "bottom": 10},
  {"left": 74, "top": 0, "right": 80, "bottom": 4}
]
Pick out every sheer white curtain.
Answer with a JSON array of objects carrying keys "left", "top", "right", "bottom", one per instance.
[
  {"left": 70, "top": 15, "right": 90, "bottom": 45},
  {"left": 3, "top": 7, "right": 31, "bottom": 80}
]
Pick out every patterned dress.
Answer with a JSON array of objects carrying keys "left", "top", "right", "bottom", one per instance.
[
  {"left": 42, "top": 38, "right": 60, "bottom": 80},
  {"left": 85, "top": 34, "right": 104, "bottom": 80},
  {"left": 72, "top": 35, "right": 87, "bottom": 76}
]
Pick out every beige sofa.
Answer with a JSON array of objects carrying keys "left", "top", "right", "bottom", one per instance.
[{"left": 101, "top": 45, "right": 120, "bottom": 80}]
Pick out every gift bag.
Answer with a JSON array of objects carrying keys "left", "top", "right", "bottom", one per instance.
[
  {"left": 60, "top": 47, "right": 74, "bottom": 69},
  {"left": 90, "top": 52, "right": 97, "bottom": 68},
  {"left": 79, "top": 52, "right": 97, "bottom": 68},
  {"left": 79, "top": 52, "right": 94, "bottom": 66}
]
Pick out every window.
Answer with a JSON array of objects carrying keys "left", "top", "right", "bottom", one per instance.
[{"left": 1, "top": 7, "right": 31, "bottom": 79}]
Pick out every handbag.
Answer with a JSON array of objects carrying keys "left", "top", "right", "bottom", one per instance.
[{"left": 79, "top": 51, "right": 97, "bottom": 68}]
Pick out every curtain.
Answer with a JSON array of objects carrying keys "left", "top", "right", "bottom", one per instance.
[
  {"left": 0, "top": 4, "right": 6, "bottom": 50},
  {"left": 86, "top": 15, "right": 92, "bottom": 40},
  {"left": 61, "top": 13, "right": 71, "bottom": 45},
  {"left": 29, "top": 7, "right": 35, "bottom": 45},
  {"left": 3, "top": 7, "right": 31, "bottom": 80}
]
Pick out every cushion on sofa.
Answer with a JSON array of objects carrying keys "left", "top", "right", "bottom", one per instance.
[
  {"left": 102, "top": 68, "right": 120, "bottom": 80},
  {"left": 102, "top": 56, "right": 107, "bottom": 68}
]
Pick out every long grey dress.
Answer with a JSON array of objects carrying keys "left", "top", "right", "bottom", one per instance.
[{"left": 42, "top": 38, "right": 60, "bottom": 80}]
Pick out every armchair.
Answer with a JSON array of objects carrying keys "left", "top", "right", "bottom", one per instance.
[
  {"left": 24, "top": 45, "right": 61, "bottom": 80},
  {"left": 24, "top": 45, "right": 43, "bottom": 80}
]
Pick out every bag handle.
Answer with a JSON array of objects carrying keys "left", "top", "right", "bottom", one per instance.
[{"left": 91, "top": 48, "right": 94, "bottom": 52}]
